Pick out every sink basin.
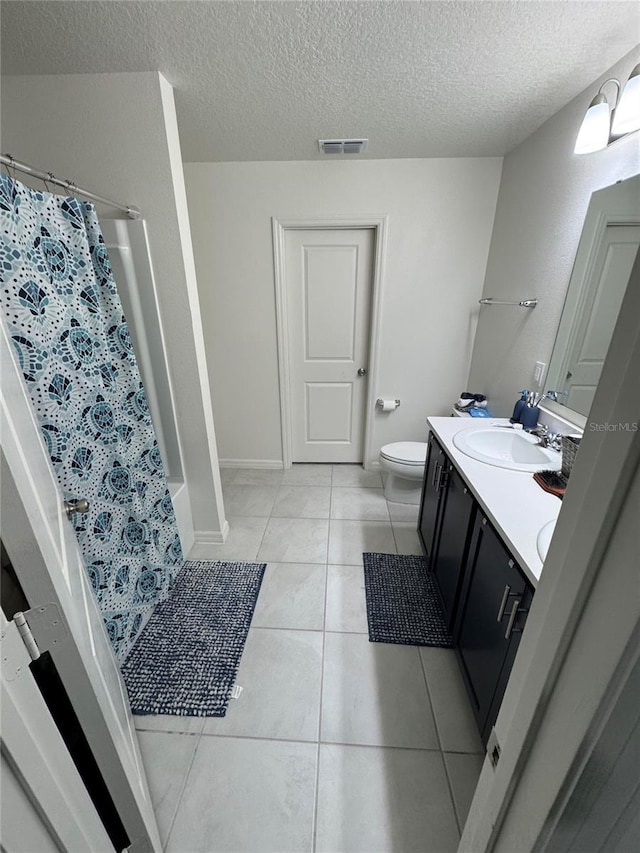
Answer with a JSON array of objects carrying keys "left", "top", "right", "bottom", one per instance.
[
  {"left": 452, "top": 428, "right": 562, "bottom": 472},
  {"left": 537, "top": 519, "right": 557, "bottom": 562}
]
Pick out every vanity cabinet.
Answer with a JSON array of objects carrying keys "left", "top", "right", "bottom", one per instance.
[
  {"left": 418, "top": 429, "right": 535, "bottom": 744},
  {"left": 454, "top": 513, "right": 534, "bottom": 743},
  {"left": 418, "top": 433, "right": 448, "bottom": 560},
  {"left": 432, "top": 464, "right": 476, "bottom": 628},
  {"left": 418, "top": 434, "right": 475, "bottom": 627}
]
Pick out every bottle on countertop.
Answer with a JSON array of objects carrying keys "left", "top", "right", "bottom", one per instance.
[{"left": 510, "top": 390, "right": 528, "bottom": 424}]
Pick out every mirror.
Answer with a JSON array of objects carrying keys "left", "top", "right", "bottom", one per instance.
[{"left": 544, "top": 174, "right": 640, "bottom": 426}]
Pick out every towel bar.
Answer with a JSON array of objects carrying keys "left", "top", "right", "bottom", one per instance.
[{"left": 479, "top": 297, "right": 538, "bottom": 308}]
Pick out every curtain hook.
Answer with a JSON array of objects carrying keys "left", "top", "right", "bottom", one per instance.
[
  {"left": 64, "top": 177, "right": 78, "bottom": 196},
  {"left": 3, "top": 153, "right": 17, "bottom": 180},
  {"left": 43, "top": 171, "right": 55, "bottom": 193}
]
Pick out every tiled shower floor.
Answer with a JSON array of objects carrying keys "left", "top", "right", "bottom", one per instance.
[{"left": 135, "top": 464, "right": 484, "bottom": 852}]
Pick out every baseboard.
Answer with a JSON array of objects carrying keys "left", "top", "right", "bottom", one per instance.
[
  {"left": 219, "top": 459, "right": 284, "bottom": 469},
  {"left": 192, "top": 520, "right": 230, "bottom": 545},
  {"left": 167, "top": 478, "right": 195, "bottom": 555}
]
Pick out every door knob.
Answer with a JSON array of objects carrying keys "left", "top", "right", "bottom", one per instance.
[
  {"left": 64, "top": 498, "right": 90, "bottom": 520},
  {"left": 357, "top": 368, "right": 367, "bottom": 377}
]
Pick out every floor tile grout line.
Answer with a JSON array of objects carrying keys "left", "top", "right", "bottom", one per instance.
[
  {"left": 133, "top": 726, "right": 483, "bottom": 757},
  {"left": 311, "top": 619, "right": 327, "bottom": 853},
  {"left": 318, "top": 739, "right": 445, "bottom": 753},
  {"left": 231, "top": 512, "right": 394, "bottom": 522},
  {"left": 161, "top": 729, "right": 203, "bottom": 851},
  {"left": 253, "top": 502, "right": 275, "bottom": 561},
  {"left": 249, "top": 625, "right": 326, "bottom": 635},
  {"left": 193, "top": 731, "right": 319, "bottom": 747},
  {"left": 390, "top": 514, "right": 400, "bottom": 554},
  {"left": 312, "top": 474, "right": 333, "bottom": 852},
  {"left": 249, "top": 625, "right": 368, "bottom": 635},
  {"left": 418, "top": 650, "right": 464, "bottom": 837},
  {"left": 250, "top": 623, "right": 333, "bottom": 634},
  {"left": 155, "top": 726, "right": 454, "bottom": 755}
]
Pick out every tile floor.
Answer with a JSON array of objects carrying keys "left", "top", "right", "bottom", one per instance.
[{"left": 135, "top": 465, "right": 485, "bottom": 853}]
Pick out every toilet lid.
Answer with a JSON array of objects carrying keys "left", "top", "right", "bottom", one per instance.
[{"left": 380, "top": 441, "right": 427, "bottom": 465}]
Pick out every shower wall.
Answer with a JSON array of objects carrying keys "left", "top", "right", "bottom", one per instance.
[
  {"left": 1, "top": 70, "right": 226, "bottom": 550},
  {"left": 101, "top": 219, "right": 194, "bottom": 549}
]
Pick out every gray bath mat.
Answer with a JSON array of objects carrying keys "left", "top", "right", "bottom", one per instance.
[
  {"left": 363, "top": 553, "right": 453, "bottom": 647},
  {"left": 121, "top": 560, "right": 265, "bottom": 716}
]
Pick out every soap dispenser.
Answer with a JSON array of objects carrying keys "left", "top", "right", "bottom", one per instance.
[{"left": 510, "top": 390, "right": 528, "bottom": 424}]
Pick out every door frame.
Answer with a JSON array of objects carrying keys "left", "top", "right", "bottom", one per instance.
[
  {"left": 459, "top": 246, "right": 640, "bottom": 850},
  {"left": 556, "top": 215, "right": 639, "bottom": 414},
  {"left": 544, "top": 174, "right": 640, "bottom": 430},
  {"left": 0, "top": 319, "right": 161, "bottom": 852},
  {"left": 272, "top": 216, "right": 388, "bottom": 468}
]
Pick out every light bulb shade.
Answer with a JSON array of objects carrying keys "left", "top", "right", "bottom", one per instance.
[
  {"left": 611, "top": 64, "right": 640, "bottom": 135},
  {"left": 574, "top": 95, "right": 610, "bottom": 154}
]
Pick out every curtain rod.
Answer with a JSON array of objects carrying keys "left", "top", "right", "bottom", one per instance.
[{"left": 1, "top": 153, "right": 141, "bottom": 220}]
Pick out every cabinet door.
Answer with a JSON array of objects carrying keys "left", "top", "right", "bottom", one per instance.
[
  {"left": 432, "top": 465, "right": 475, "bottom": 627},
  {"left": 455, "top": 515, "right": 531, "bottom": 741},
  {"left": 418, "top": 434, "right": 447, "bottom": 561}
]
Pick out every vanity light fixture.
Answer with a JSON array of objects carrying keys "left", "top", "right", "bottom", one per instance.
[{"left": 574, "top": 64, "right": 640, "bottom": 154}]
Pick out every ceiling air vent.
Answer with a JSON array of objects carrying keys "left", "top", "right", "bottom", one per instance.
[{"left": 319, "top": 138, "right": 368, "bottom": 155}]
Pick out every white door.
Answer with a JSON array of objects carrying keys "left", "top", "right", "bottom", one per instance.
[
  {"left": 562, "top": 224, "right": 640, "bottom": 415},
  {"left": 285, "top": 228, "right": 374, "bottom": 463},
  {"left": 0, "top": 321, "right": 161, "bottom": 852}
]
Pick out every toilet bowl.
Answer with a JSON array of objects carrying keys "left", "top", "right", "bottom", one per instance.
[{"left": 379, "top": 441, "right": 427, "bottom": 504}]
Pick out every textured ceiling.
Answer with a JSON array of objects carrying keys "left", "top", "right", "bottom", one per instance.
[{"left": 2, "top": 1, "right": 639, "bottom": 162}]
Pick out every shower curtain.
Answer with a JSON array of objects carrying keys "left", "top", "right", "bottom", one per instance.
[{"left": 0, "top": 174, "right": 183, "bottom": 661}]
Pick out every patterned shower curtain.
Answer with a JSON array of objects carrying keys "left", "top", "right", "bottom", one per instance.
[{"left": 0, "top": 174, "right": 183, "bottom": 661}]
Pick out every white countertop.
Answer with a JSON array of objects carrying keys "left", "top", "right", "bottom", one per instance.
[{"left": 427, "top": 417, "right": 562, "bottom": 586}]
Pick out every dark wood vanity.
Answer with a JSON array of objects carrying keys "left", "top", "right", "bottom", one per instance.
[{"left": 418, "top": 431, "right": 535, "bottom": 744}]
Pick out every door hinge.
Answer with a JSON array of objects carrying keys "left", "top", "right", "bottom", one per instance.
[
  {"left": 13, "top": 604, "right": 68, "bottom": 661},
  {"left": 487, "top": 727, "right": 501, "bottom": 769}
]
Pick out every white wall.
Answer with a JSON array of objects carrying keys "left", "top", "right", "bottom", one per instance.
[
  {"left": 185, "top": 158, "right": 502, "bottom": 467},
  {"left": 468, "top": 49, "right": 640, "bottom": 418},
  {"left": 1, "top": 72, "right": 226, "bottom": 546}
]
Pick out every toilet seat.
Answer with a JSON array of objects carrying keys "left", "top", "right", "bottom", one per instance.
[{"left": 380, "top": 441, "right": 427, "bottom": 466}]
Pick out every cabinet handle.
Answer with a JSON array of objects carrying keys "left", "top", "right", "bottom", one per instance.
[
  {"left": 432, "top": 461, "right": 440, "bottom": 487},
  {"left": 496, "top": 584, "right": 512, "bottom": 622},
  {"left": 504, "top": 597, "right": 522, "bottom": 640},
  {"left": 436, "top": 464, "right": 450, "bottom": 491},
  {"left": 433, "top": 462, "right": 442, "bottom": 490}
]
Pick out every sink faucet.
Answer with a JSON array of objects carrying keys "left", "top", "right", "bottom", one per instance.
[{"left": 530, "top": 424, "right": 563, "bottom": 451}]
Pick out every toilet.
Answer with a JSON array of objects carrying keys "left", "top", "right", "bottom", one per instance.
[{"left": 379, "top": 441, "right": 427, "bottom": 504}]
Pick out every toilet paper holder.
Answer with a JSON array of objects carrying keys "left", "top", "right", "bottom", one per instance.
[{"left": 376, "top": 398, "right": 401, "bottom": 410}]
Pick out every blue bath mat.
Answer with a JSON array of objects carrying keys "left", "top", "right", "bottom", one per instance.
[
  {"left": 363, "top": 553, "right": 453, "bottom": 647},
  {"left": 121, "top": 560, "right": 265, "bottom": 716}
]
